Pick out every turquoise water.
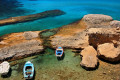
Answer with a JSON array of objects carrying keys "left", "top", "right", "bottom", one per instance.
[{"left": 0, "top": 0, "right": 120, "bottom": 36}]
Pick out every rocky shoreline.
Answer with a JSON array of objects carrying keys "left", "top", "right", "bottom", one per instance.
[{"left": 0, "top": 14, "right": 119, "bottom": 70}]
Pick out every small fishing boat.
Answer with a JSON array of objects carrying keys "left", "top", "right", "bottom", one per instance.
[
  {"left": 55, "top": 47, "right": 64, "bottom": 57},
  {"left": 23, "top": 61, "right": 34, "bottom": 79}
]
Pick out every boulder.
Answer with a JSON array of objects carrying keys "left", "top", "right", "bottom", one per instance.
[
  {"left": 23, "top": 31, "right": 39, "bottom": 40},
  {"left": 0, "top": 61, "right": 10, "bottom": 75},
  {"left": 80, "top": 46, "right": 98, "bottom": 69},
  {"left": 97, "top": 43, "right": 120, "bottom": 62}
]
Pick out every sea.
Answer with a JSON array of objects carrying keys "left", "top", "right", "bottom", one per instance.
[
  {"left": 0, "top": 0, "right": 120, "bottom": 80},
  {"left": 0, "top": 0, "right": 120, "bottom": 36}
]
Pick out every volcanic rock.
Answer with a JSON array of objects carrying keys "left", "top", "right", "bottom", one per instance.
[{"left": 80, "top": 46, "right": 98, "bottom": 69}]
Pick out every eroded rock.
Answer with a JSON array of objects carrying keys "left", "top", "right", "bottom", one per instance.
[
  {"left": 0, "top": 61, "right": 10, "bottom": 75},
  {"left": 83, "top": 14, "right": 113, "bottom": 28},
  {"left": 0, "top": 40, "right": 43, "bottom": 61},
  {"left": 97, "top": 43, "right": 120, "bottom": 62},
  {"left": 23, "top": 31, "right": 39, "bottom": 40},
  {"left": 110, "top": 20, "right": 120, "bottom": 28},
  {"left": 83, "top": 14, "right": 113, "bottom": 24},
  {"left": 51, "top": 31, "right": 89, "bottom": 49},
  {"left": 80, "top": 46, "right": 98, "bottom": 69},
  {"left": 87, "top": 28, "right": 120, "bottom": 48}
]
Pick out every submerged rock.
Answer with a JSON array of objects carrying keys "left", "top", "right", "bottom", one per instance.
[
  {"left": 0, "top": 61, "right": 10, "bottom": 75},
  {"left": 80, "top": 46, "right": 98, "bottom": 69},
  {"left": 0, "top": 10, "right": 65, "bottom": 26},
  {"left": 97, "top": 43, "right": 120, "bottom": 62}
]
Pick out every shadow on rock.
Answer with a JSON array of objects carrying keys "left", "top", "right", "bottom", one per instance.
[
  {"left": 1, "top": 68, "right": 12, "bottom": 78},
  {"left": 98, "top": 56, "right": 120, "bottom": 64},
  {"left": 81, "top": 62, "right": 99, "bottom": 71},
  {"left": 57, "top": 53, "right": 65, "bottom": 61}
]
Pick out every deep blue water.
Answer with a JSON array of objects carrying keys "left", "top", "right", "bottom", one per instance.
[{"left": 0, "top": 0, "right": 120, "bottom": 36}]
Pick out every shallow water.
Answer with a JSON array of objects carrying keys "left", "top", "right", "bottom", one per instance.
[
  {"left": 0, "top": 49, "right": 119, "bottom": 80},
  {"left": 0, "top": 0, "right": 120, "bottom": 36}
]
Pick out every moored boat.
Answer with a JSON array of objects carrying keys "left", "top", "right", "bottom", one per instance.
[
  {"left": 55, "top": 47, "right": 64, "bottom": 57},
  {"left": 23, "top": 61, "right": 34, "bottom": 79}
]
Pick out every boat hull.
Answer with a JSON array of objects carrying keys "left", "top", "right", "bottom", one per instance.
[{"left": 23, "top": 61, "right": 34, "bottom": 79}]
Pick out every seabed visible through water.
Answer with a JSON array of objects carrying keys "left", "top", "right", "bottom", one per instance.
[{"left": 0, "top": 49, "right": 119, "bottom": 80}]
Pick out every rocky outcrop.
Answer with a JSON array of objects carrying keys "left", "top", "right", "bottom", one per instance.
[
  {"left": 97, "top": 43, "right": 120, "bottom": 62},
  {"left": 80, "top": 46, "right": 98, "bottom": 69},
  {"left": 0, "top": 10, "right": 65, "bottom": 26},
  {"left": 51, "top": 31, "right": 89, "bottom": 49},
  {"left": 50, "top": 14, "right": 119, "bottom": 49},
  {"left": 83, "top": 14, "right": 113, "bottom": 28},
  {"left": 0, "top": 61, "right": 10, "bottom": 75},
  {"left": 0, "top": 31, "right": 43, "bottom": 61},
  {"left": 110, "top": 20, "right": 120, "bottom": 28},
  {"left": 23, "top": 31, "right": 39, "bottom": 40},
  {"left": 88, "top": 28, "right": 120, "bottom": 48},
  {"left": 50, "top": 20, "right": 88, "bottom": 49},
  {"left": 0, "top": 40, "right": 43, "bottom": 61}
]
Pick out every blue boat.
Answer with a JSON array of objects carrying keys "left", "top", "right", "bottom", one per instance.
[
  {"left": 23, "top": 61, "right": 34, "bottom": 79},
  {"left": 55, "top": 47, "right": 64, "bottom": 57}
]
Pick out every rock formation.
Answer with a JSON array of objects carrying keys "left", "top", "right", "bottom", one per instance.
[
  {"left": 0, "top": 10, "right": 65, "bottom": 26},
  {"left": 97, "top": 43, "right": 120, "bottom": 62},
  {"left": 0, "top": 61, "right": 10, "bottom": 75},
  {"left": 83, "top": 14, "right": 113, "bottom": 28},
  {"left": 0, "top": 40, "right": 43, "bottom": 61},
  {"left": 23, "top": 31, "right": 39, "bottom": 40},
  {"left": 0, "top": 31, "right": 43, "bottom": 61},
  {"left": 50, "top": 14, "right": 120, "bottom": 67},
  {"left": 80, "top": 46, "right": 98, "bottom": 69},
  {"left": 0, "top": 14, "right": 119, "bottom": 71}
]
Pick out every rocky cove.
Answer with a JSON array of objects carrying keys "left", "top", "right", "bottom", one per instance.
[{"left": 0, "top": 14, "right": 120, "bottom": 80}]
